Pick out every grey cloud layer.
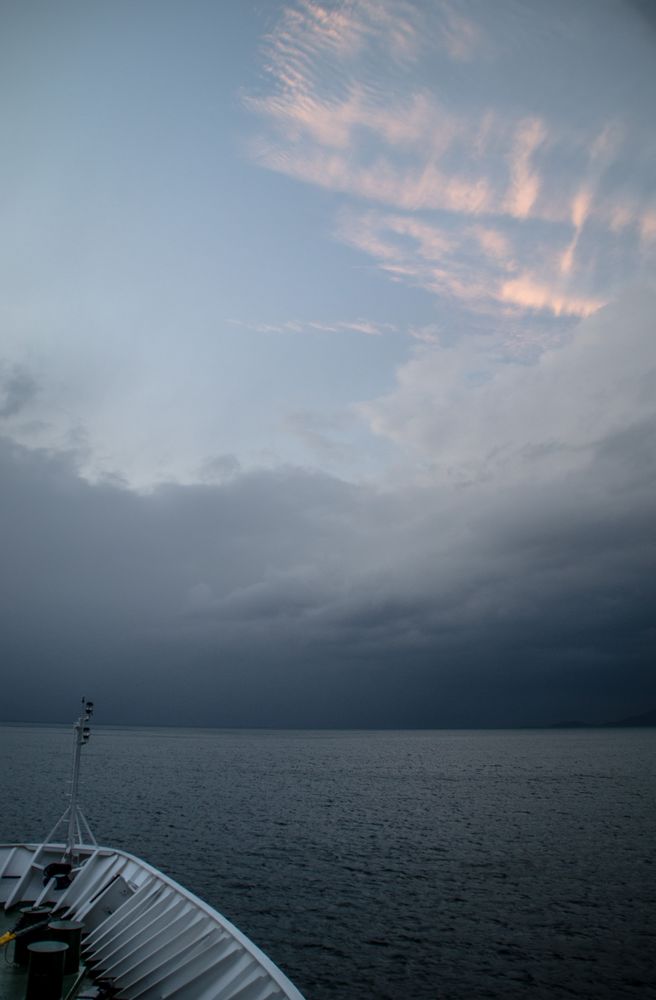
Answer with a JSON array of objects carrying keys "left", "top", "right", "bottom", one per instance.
[
  {"left": 2, "top": 292, "right": 654, "bottom": 728},
  {"left": 360, "top": 286, "right": 656, "bottom": 478}
]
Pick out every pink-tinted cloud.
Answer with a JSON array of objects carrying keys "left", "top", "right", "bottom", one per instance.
[
  {"left": 571, "top": 189, "right": 591, "bottom": 230},
  {"left": 407, "top": 324, "right": 442, "bottom": 344},
  {"left": 640, "top": 209, "right": 656, "bottom": 245},
  {"left": 499, "top": 276, "right": 605, "bottom": 318},
  {"left": 340, "top": 208, "right": 608, "bottom": 322},
  {"left": 439, "top": 4, "right": 485, "bottom": 62},
  {"left": 247, "top": 1, "right": 655, "bottom": 339},
  {"left": 252, "top": 139, "right": 495, "bottom": 215},
  {"left": 557, "top": 189, "right": 592, "bottom": 277},
  {"left": 471, "top": 226, "right": 514, "bottom": 266},
  {"left": 503, "top": 118, "right": 547, "bottom": 219}
]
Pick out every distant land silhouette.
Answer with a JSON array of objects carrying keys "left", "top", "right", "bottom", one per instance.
[{"left": 551, "top": 707, "right": 656, "bottom": 728}]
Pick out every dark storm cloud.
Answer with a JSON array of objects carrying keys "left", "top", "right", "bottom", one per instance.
[
  {"left": 1, "top": 398, "right": 654, "bottom": 726},
  {"left": 629, "top": 0, "right": 656, "bottom": 33},
  {"left": 3, "top": 289, "right": 655, "bottom": 728}
]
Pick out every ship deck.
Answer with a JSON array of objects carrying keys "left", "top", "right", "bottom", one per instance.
[
  {"left": 0, "top": 910, "right": 98, "bottom": 1000},
  {"left": 2, "top": 843, "right": 304, "bottom": 1000}
]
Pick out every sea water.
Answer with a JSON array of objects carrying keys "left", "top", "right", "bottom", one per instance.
[{"left": 1, "top": 725, "right": 654, "bottom": 1000}]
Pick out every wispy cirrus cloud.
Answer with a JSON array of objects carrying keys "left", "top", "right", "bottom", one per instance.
[
  {"left": 250, "top": 138, "right": 495, "bottom": 217},
  {"left": 498, "top": 275, "right": 604, "bottom": 319},
  {"left": 337, "top": 208, "right": 605, "bottom": 320},
  {"left": 503, "top": 118, "right": 547, "bottom": 220},
  {"left": 227, "top": 316, "right": 396, "bottom": 337},
  {"left": 254, "top": 0, "right": 474, "bottom": 105},
  {"left": 438, "top": 2, "right": 485, "bottom": 62},
  {"left": 247, "top": 0, "right": 656, "bottom": 333}
]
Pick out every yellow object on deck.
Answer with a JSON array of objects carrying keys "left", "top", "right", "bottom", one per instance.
[{"left": 0, "top": 929, "right": 16, "bottom": 946}]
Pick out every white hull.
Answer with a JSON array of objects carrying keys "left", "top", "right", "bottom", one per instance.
[{"left": 0, "top": 841, "right": 305, "bottom": 1000}]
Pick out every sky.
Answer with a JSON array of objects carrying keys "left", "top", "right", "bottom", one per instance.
[{"left": 1, "top": 0, "right": 655, "bottom": 727}]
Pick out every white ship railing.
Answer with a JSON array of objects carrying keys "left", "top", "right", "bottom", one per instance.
[
  {"left": 0, "top": 843, "right": 306, "bottom": 1000},
  {"left": 0, "top": 702, "right": 307, "bottom": 999}
]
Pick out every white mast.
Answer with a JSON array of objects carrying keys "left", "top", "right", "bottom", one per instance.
[
  {"left": 37, "top": 699, "right": 97, "bottom": 856},
  {"left": 65, "top": 698, "right": 94, "bottom": 858}
]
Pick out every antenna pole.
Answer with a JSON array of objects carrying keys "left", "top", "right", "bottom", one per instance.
[{"left": 65, "top": 698, "right": 94, "bottom": 859}]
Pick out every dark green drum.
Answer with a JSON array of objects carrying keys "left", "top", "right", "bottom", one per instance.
[{"left": 26, "top": 940, "right": 69, "bottom": 1000}]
